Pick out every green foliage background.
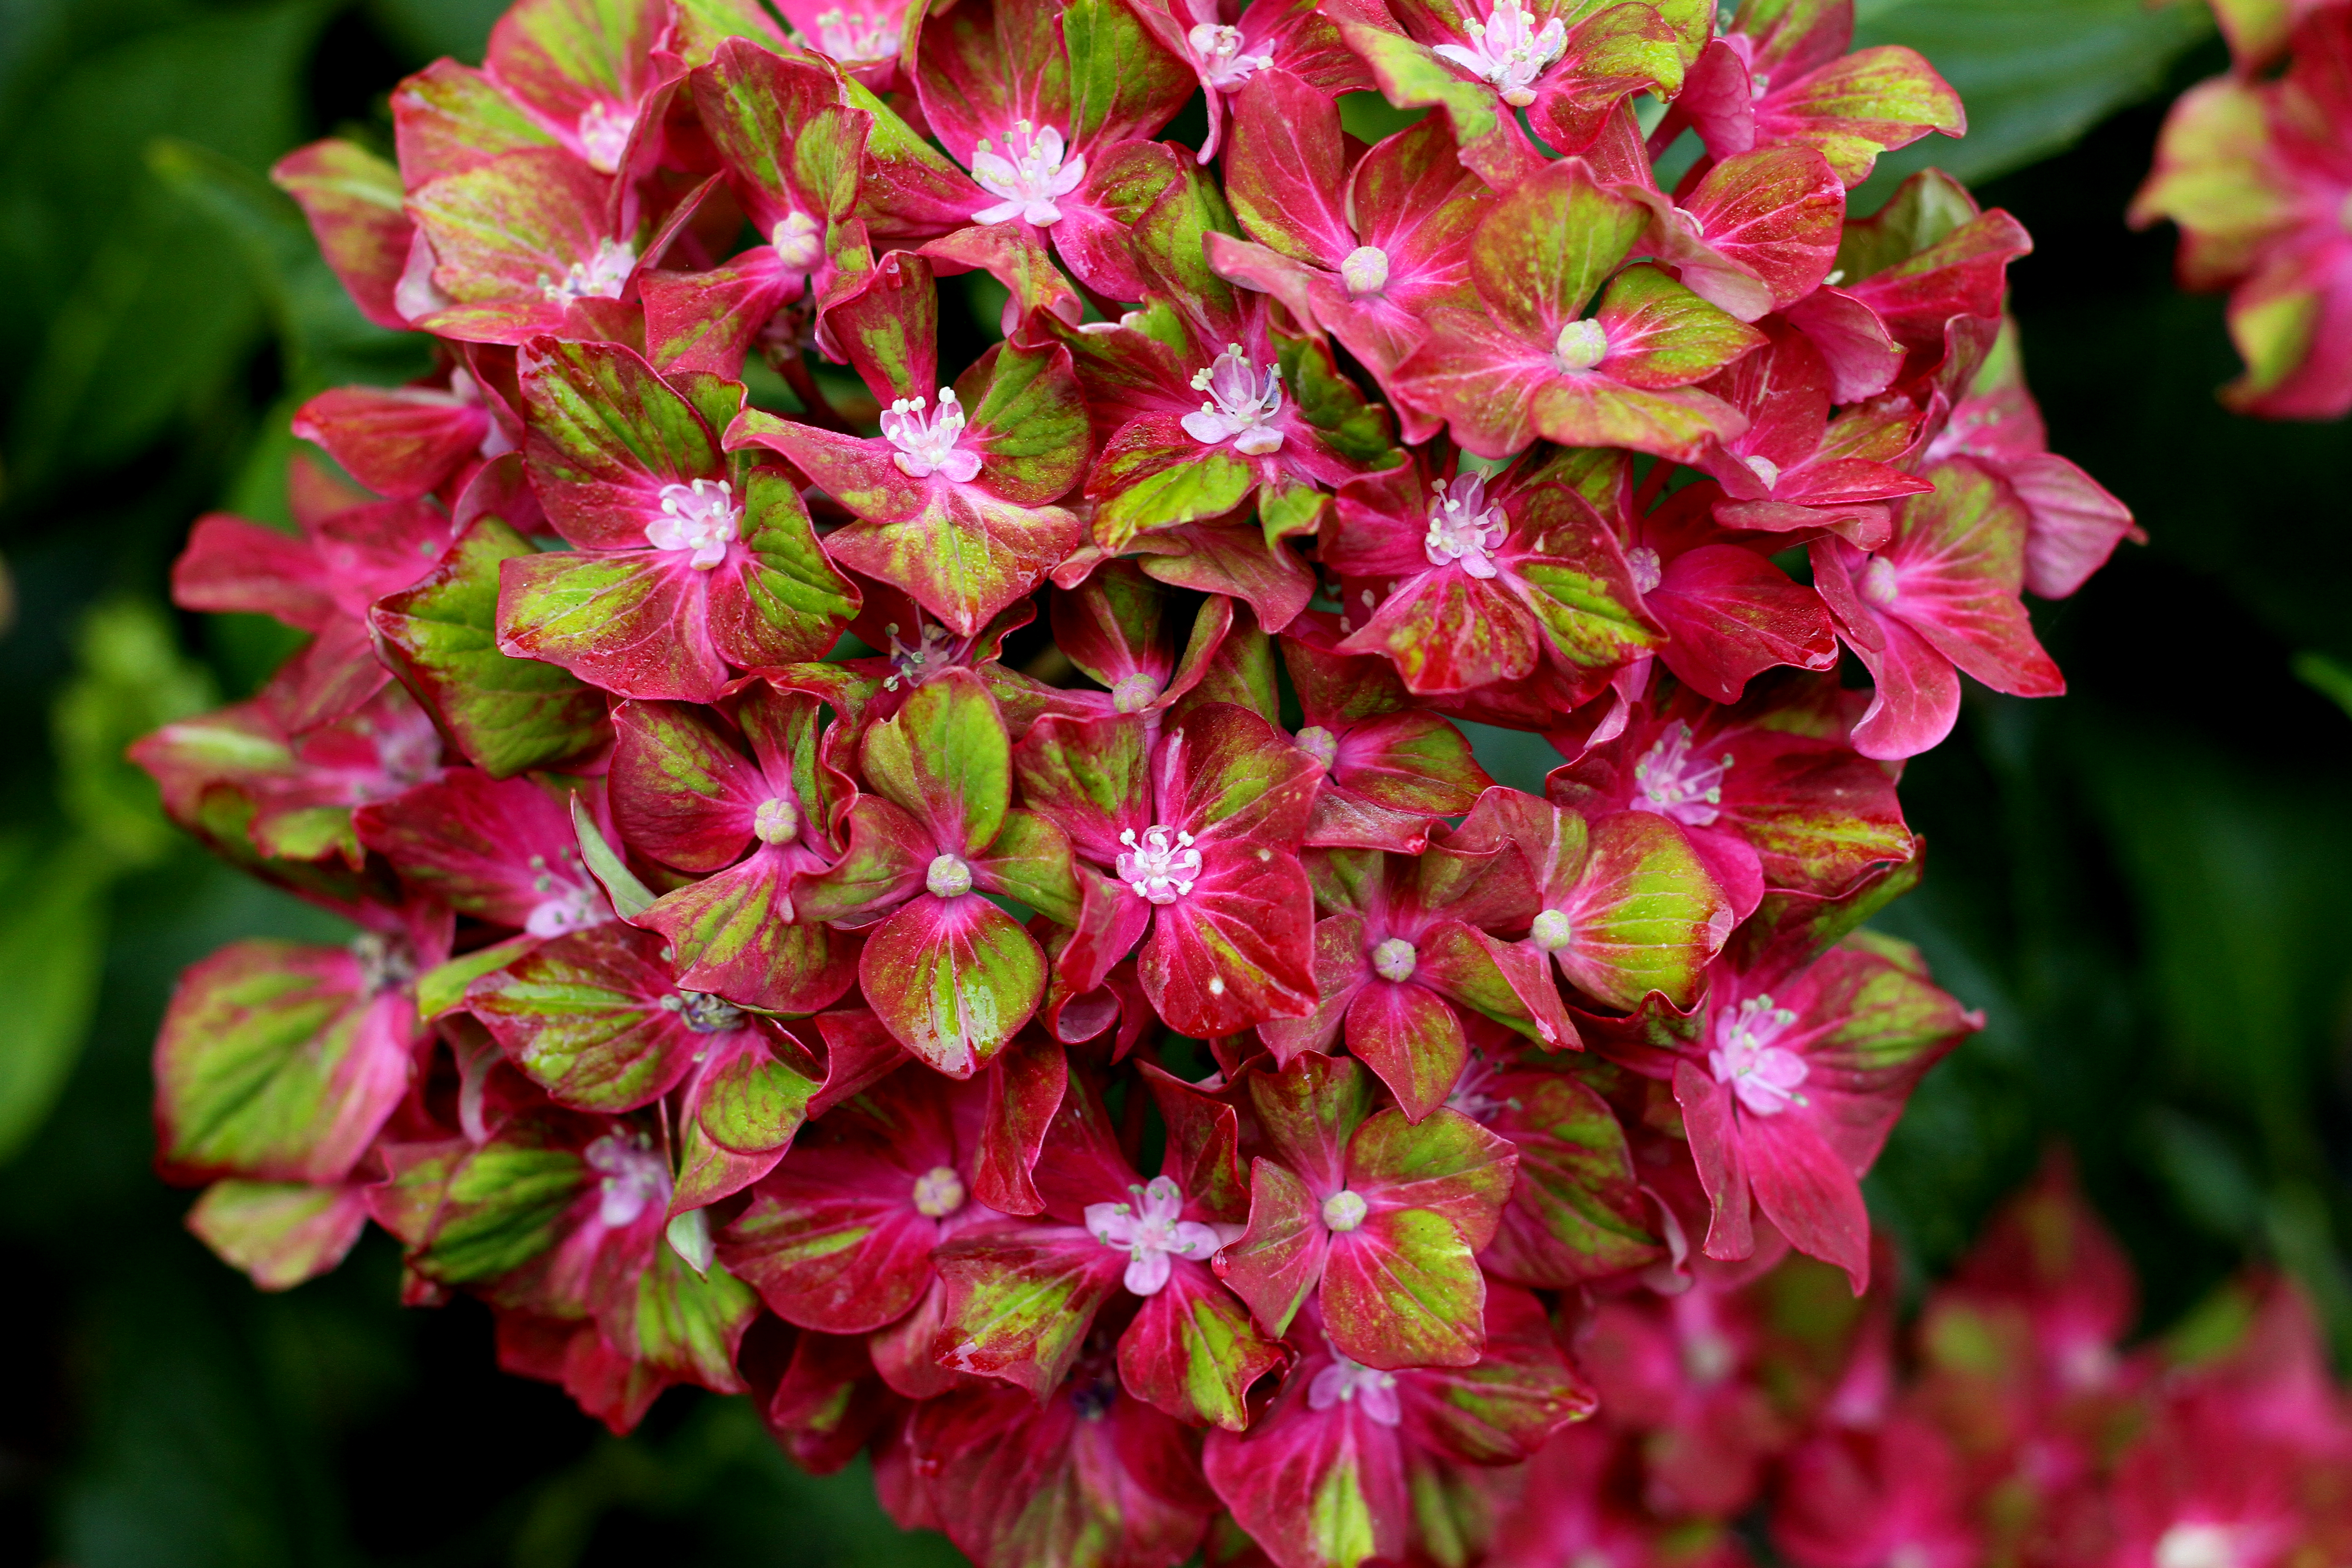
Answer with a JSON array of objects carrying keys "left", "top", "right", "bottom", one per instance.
[{"left": 0, "top": 0, "right": 2346, "bottom": 1561}]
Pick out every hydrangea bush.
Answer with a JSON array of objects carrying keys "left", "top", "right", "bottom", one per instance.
[
  {"left": 1495, "top": 1160, "right": 2352, "bottom": 1568},
  {"left": 132, "top": 0, "right": 2151, "bottom": 1561},
  {"left": 2135, "top": 0, "right": 2352, "bottom": 419}
]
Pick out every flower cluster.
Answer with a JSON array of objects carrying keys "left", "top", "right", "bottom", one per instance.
[
  {"left": 1484, "top": 1159, "right": 2352, "bottom": 1568},
  {"left": 133, "top": 0, "right": 2137, "bottom": 1561},
  {"left": 2135, "top": 0, "right": 2352, "bottom": 419}
]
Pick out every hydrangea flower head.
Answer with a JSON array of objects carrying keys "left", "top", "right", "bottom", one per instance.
[{"left": 145, "top": 0, "right": 2155, "bottom": 1557}]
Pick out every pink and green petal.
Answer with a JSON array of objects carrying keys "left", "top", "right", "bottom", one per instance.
[
  {"left": 1345, "top": 1105, "right": 1517, "bottom": 1248},
  {"left": 969, "top": 808, "right": 1083, "bottom": 927},
  {"left": 155, "top": 941, "right": 419, "bottom": 1186},
  {"left": 1127, "top": 519, "right": 1318, "bottom": 634},
  {"left": 1319, "top": 1204, "right": 1490, "bottom": 1369},
  {"left": 859, "top": 668, "right": 1012, "bottom": 858},
  {"left": 1222, "top": 1154, "right": 1334, "bottom": 1337},
  {"left": 520, "top": 338, "right": 726, "bottom": 548},
  {"left": 789, "top": 794, "right": 932, "bottom": 924},
  {"left": 1413, "top": 922, "right": 1577, "bottom": 1052},
  {"left": 1342, "top": 978, "right": 1470, "bottom": 1124},
  {"left": 1334, "top": 18, "right": 1544, "bottom": 192},
  {"left": 973, "top": 1032, "right": 1068, "bottom": 1215},
  {"left": 637, "top": 847, "right": 860, "bottom": 1013},
  {"left": 370, "top": 517, "right": 611, "bottom": 779},
  {"left": 1475, "top": 1071, "right": 1663, "bottom": 1287},
  {"left": 466, "top": 923, "right": 707, "bottom": 1111},
  {"left": 1012, "top": 711, "right": 1153, "bottom": 865},
  {"left": 858, "top": 893, "right": 1046, "bottom": 1077},
  {"left": 271, "top": 139, "right": 412, "bottom": 330},
  {"left": 931, "top": 1225, "right": 1129, "bottom": 1396},
  {"left": 608, "top": 698, "right": 764, "bottom": 872},
  {"left": 823, "top": 249, "right": 941, "bottom": 403},
  {"left": 496, "top": 547, "right": 732, "bottom": 702},
  {"left": 1400, "top": 1281, "right": 1597, "bottom": 1461},
  {"left": 957, "top": 340, "right": 1090, "bottom": 506},
  {"left": 1259, "top": 912, "right": 1371, "bottom": 1066},
  {"left": 1549, "top": 811, "right": 1734, "bottom": 1011},
  {"left": 1141, "top": 840, "right": 1319, "bottom": 1038},
  {"left": 1118, "top": 1258, "right": 1286, "bottom": 1431},
  {"left": 186, "top": 1179, "right": 372, "bottom": 1291}
]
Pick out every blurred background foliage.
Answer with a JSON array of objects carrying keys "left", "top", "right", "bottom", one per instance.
[{"left": 0, "top": 0, "right": 2347, "bottom": 1563}]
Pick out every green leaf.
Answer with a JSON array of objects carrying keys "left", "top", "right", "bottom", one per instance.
[
  {"left": 372, "top": 516, "right": 612, "bottom": 777},
  {"left": 0, "top": 837, "right": 114, "bottom": 1162},
  {"left": 1853, "top": 0, "right": 2212, "bottom": 206},
  {"left": 157, "top": 135, "right": 426, "bottom": 390},
  {"left": 53, "top": 598, "right": 217, "bottom": 866},
  {"left": 366, "top": 0, "right": 506, "bottom": 62},
  {"left": 2292, "top": 652, "right": 2352, "bottom": 720},
  {"left": 0, "top": 0, "right": 332, "bottom": 493}
]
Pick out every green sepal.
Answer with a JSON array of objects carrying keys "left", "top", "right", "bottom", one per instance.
[
  {"left": 972, "top": 808, "right": 1083, "bottom": 926},
  {"left": 389, "top": 1127, "right": 589, "bottom": 1288},
  {"left": 154, "top": 940, "right": 412, "bottom": 1186},
  {"left": 1335, "top": 20, "right": 1543, "bottom": 192},
  {"left": 186, "top": 1178, "right": 368, "bottom": 1292},
  {"left": 1092, "top": 438, "right": 1255, "bottom": 549},
  {"left": 416, "top": 934, "right": 540, "bottom": 1019},
  {"left": 858, "top": 668, "right": 1012, "bottom": 857},
  {"left": 615, "top": 1239, "right": 759, "bottom": 1391},
  {"left": 573, "top": 793, "right": 656, "bottom": 918},
  {"left": 371, "top": 515, "right": 612, "bottom": 778},
  {"left": 1279, "top": 333, "right": 1401, "bottom": 467},
  {"left": 1259, "top": 480, "right": 1331, "bottom": 547}
]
